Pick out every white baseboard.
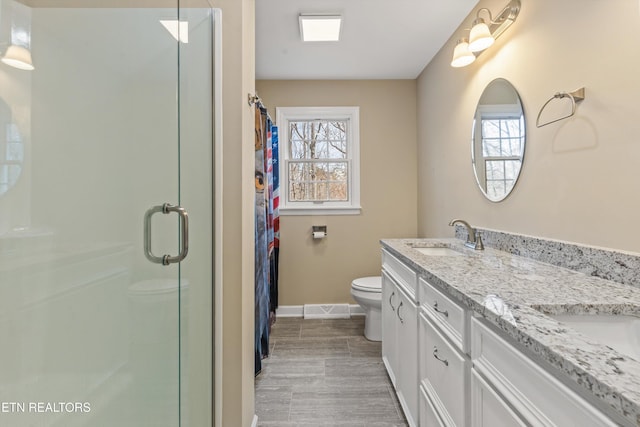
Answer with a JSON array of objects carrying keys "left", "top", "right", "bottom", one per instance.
[
  {"left": 251, "top": 415, "right": 258, "bottom": 427},
  {"left": 276, "top": 305, "right": 304, "bottom": 317},
  {"left": 304, "top": 304, "right": 350, "bottom": 319},
  {"left": 349, "top": 304, "right": 365, "bottom": 316},
  {"left": 276, "top": 304, "right": 365, "bottom": 318}
]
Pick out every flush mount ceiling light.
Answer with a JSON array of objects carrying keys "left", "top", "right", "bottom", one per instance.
[
  {"left": 1, "top": 45, "right": 34, "bottom": 71},
  {"left": 160, "top": 20, "right": 189, "bottom": 43},
  {"left": 299, "top": 14, "right": 342, "bottom": 42},
  {"left": 450, "top": 0, "right": 520, "bottom": 68}
]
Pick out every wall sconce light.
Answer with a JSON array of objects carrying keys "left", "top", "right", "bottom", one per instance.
[
  {"left": 451, "top": 38, "right": 475, "bottom": 68},
  {"left": 1, "top": 44, "right": 34, "bottom": 71},
  {"left": 468, "top": 17, "right": 494, "bottom": 52},
  {"left": 450, "top": 0, "right": 521, "bottom": 68}
]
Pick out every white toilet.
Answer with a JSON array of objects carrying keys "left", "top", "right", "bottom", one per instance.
[{"left": 350, "top": 276, "right": 382, "bottom": 341}]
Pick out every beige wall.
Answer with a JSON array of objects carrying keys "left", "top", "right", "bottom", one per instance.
[
  {"left": 256, "top": 80, "right": 418, "bottom": 305},
  {"left": 212, "top": 0, "right": 255, "bottom": 426},
  {"left": 417, "top": 0, "right": 640, "bottom": 253}
]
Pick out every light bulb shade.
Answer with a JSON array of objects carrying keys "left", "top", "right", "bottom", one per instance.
[
  {"left": 468, "top": 18, "right": 494, "bottom": 52},
  {"left": 2, "top": 45, "right": 34, "bottom": 71},
  {"left": 451, "top": 39, "right": 475, "bottom": 68}
]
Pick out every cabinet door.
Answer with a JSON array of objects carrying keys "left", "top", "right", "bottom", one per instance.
[
  {"left": 471, "top": 369, "right": 527, "bottom": 427},
  {"left": 396, "top": 284, "right": 419, "bottom": 427},
  {"left": 381, "top": 270, "right": 398, "bottom": 387}
]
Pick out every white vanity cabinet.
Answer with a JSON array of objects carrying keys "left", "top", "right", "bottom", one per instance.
[
  {"left": 382, "top": 249, "right": 419, "bottom": 427},
  {"left": 381, "top": 241, "right": 628, "bottom": 427},
  {"left": 471, "top": 317, "right": 620, "bottom": 427}
]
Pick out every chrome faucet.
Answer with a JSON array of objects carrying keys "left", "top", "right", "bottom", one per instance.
[{"left": 449, "top": 219, "right": 484, "bottom": 250}]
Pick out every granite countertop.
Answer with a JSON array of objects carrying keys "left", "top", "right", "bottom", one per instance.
[{"left": 380, "top": 238, "right": 640, "bottom": 427}]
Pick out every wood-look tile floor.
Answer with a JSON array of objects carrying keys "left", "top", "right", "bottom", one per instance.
[{"left": 255, "top": 317, "right": 408, "bottom": 427}]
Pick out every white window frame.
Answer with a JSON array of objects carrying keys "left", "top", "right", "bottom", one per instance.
[
  {"left": 473, "top": 104, "right": 525, "bottom": 201},
  {"left": 276, "top": 106, "right": 361, "bottom": 215}
]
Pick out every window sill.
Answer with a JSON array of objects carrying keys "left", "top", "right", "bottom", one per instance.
[{"left": 280, "top": 206, "right": 362, "bottom": 216}]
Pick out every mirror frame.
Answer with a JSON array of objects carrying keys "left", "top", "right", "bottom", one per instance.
[{"left": 471, "top": 78, "right": 526, "bottom": 203}]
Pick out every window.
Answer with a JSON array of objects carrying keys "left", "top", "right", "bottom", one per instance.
[
  {"left": 276, "top": 107, "right": 360, "bottom": 215},
  {"left": 473, "top": 105, "right": 525, "bottom": 201}
]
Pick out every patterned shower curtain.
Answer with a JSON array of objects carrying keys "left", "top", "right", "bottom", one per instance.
[
  {"left": 255, "top": 103, "right": 279, "bottom": 375},
  {"left": 270, "top": 125, "right": 280, "bottom": 315}
]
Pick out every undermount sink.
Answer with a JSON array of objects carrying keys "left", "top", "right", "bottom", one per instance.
[
  {"left": 412, "top": 246, "right": 462, "bottom": 257},
  {"left": 549, "top": 313, "right": 640, "bottom": 361}
]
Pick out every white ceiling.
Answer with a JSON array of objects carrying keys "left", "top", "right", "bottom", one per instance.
[{"left": 255, "top": 0, "right": 479, "bottom": 80}]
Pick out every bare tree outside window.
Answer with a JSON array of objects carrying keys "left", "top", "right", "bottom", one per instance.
[
  {"left": 277, "top": 106, "right": 360, "bottom": 215},
  {"left": 481, "top": 115, "right": 524, "bottom": 200},
  {"left": 288, "top": 120, "right": 349, "bottom": 202}
]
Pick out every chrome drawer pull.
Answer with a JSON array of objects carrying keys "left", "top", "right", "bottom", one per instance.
[
  {"left": 433, "top": 301, "right": 449, "bottom": 318},
  {"left": 389, "top": 291, "right": 396, "bottom": 310},
  {"left": 397, "top": 301, "right": 404, "bottom": 323},
  {"left": 433, "top": 346, "right": 449, "bottom": 366}
]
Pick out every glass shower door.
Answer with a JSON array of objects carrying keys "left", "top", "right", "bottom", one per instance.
[{"left": 0, "top": 2, "right": 215, "bottom": 426}]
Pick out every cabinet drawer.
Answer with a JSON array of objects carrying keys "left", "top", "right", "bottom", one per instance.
[
  {"left": 382, "top": 249, "right": 417, "bottom": 300},
  {"left": 420, "top": 384, "right": 446, "bottom": 427},
  {"left": 420, "top": 311, "right": 468, "bottom": 427},
  {"left": 471, "top": 317, "right": 618, "bottom": 427},
  {"left": 470, "top": 368, "right": 527, "bottom": 427},
  {"left": 419, "top": 277, "right": 468, "bottom": 353}
]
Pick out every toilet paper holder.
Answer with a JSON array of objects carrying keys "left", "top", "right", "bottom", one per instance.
[{"left": 312, "top": 225, "right": 327, "bottom": 238}]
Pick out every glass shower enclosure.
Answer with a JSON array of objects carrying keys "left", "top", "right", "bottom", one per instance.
[{"left": 0, "top": 1, "right": 219, "bottom": 426}]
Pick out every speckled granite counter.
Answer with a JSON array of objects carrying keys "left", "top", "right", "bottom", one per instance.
[{"left": 381, "top": 238, "right": 640, "bottom": 427}]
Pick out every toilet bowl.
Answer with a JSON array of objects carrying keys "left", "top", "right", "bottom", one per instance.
[{"left": 350, "top": 276, "right": 382, "bottom": 341}]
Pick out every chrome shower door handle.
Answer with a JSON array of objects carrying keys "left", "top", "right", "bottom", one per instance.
[{"left": 144, "top": 203, "right": 189, "bottom": 265}]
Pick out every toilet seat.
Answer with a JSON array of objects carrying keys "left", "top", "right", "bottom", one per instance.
[{"left": 351, "top": 276, "right": 382, "bottom": 293}]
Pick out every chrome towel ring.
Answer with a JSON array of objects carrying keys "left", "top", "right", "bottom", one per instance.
[{"left": 536, "top": 87, "right": 585, "bottom": 128}]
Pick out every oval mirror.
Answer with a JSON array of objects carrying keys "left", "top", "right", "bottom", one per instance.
[
  {"left": 0, "top": 99, "right": 23, "bottom": 197},
  {"left": 471, "top": 78, "right": 525, "bottom": 202}
]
